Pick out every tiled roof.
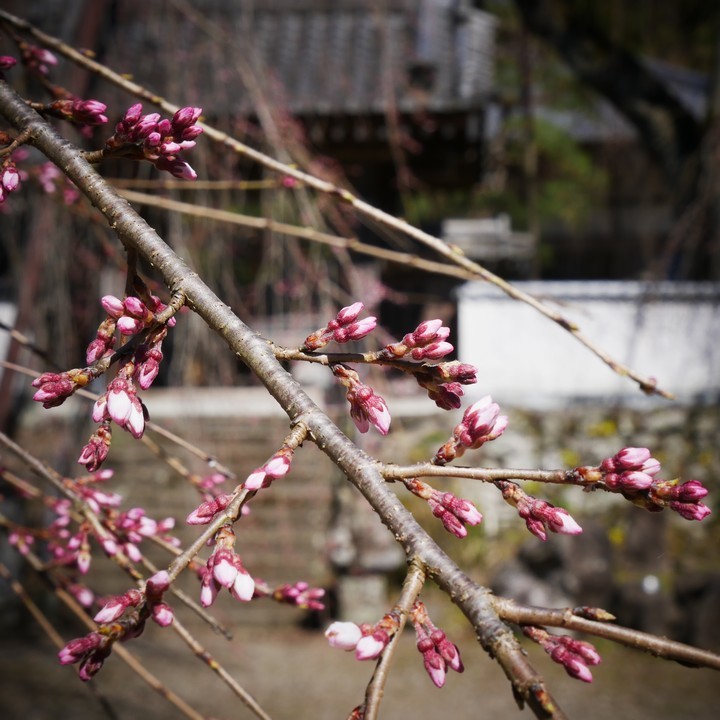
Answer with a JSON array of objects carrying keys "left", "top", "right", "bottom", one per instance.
[{"left": 98, "top": 0, "right": 496, "bottom": 117}]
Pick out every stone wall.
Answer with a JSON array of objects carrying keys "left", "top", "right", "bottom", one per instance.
[{"left": 9, "top": 389, "right": 719, "bottom": 644}]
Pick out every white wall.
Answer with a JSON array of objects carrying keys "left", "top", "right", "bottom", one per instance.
[
  {"left": 456, "top": 281, "right": 720, "bottom": 407},
  {"left": 0, "top": 302, "right": 18, "bottom": 381}
]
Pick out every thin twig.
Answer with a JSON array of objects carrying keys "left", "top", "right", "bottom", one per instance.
[
  {"left": 15, "top": 548, "right": 209, "bottom": 720},
  {"left": 363, "top": 559, "right": 427, "bottom": 720},
  {"left": 117, "top": 188, "right": 479, "bottom": 282},
  {"left": 382, "top": 463, "right": 572, "bottom": 484},
  {"left": 170, "top": 616, "right": 275, "bottom": 720},
  {"left": 494, "top": 598, "right": 720, "bottom": 671},
  {"left": 0, "top": 561, "right": 123, "bottom": 720}
]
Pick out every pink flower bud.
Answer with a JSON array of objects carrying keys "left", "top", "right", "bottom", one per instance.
[
  {"left": 614, "top": 447, "right": 651, "bottom": 468},
  {"left": 619, "top": 470, "right": 654, "bottom": 491},
  {"left": 94, "top": 597, "right": 127, "bottom": 624},
  {"left": 325, "top": 621, "right": 362, "bottom": 651},
  {"left": 676, "top": 480, "right": 708, "bottom": 502},
  {"left": 2, "top": 166, "right": 20, "bottom": 192},
  {"left": 211, "top": 550, "right": 238, "bottom": 588},
  {"left": 670, "top": 501, "right": 712, "bottom": 521},
  {"left": 264, "top": 454, "right": 291, "bottom": 478},
  {"left": 107, "top": 386, "right": 132, "bottom": 425},
  {"left": 146, "top": 570, "right": 171, "bottom": 596},
  {"left": 339, "top": 316, "right": 377, "bottom": 342},
  {"left": 244, "top": 469, "right": 268, "bottom": 490},
  {"left": 410, "top": 341, "right": 454, "bottom": 361},
  {"left": 546, "top": 508, "right": 583, "bottom": 536},
  {"left": 123, "top": 296, "right": 149, "bottom": 319},
  {"left": 151, "top": 602, "right": 174, "bottom": 626},
  {"left": 230, "top": 571, "right": 255, "bottom": 602},
  {"left": 335, "top": 302, "right": 364, "bottom": 325},
  {"left": 117, "top": 316, "right": 142, "bottom": 335},
  {"left": 355, "top": 632, "right": 387, "bottom": 661},
  {"left": 100, "top": 295, "right": 125, "bottom": 320},
  {"left": 122, "top": 103, "right": 143, "bottom": 126},
  {"left": 0, "top": 56, "right": 17, "bottom": 70},
  {"left": 172, "top": 106, "right": 202, "bottom": 130}
]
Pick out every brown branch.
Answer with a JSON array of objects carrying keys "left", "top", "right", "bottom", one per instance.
[
  {"left": 382, "top": 463, "right": 572, "bottom": 485},
  {"left": 116, "top": 188, "right": 476, "bottom": 282},
  {"left": 0, "top": 8, "right": 671, "bottom": 399},
  {"left": 363, "top": 560, "right": 427, "bottom": 720},
  {"left": 494, "top": 598, "right": 720, "bottom": 671}
]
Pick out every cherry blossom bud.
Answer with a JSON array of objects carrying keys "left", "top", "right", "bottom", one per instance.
[
  {"left": 325, "top": 621, "right": 362, "bottom": 651},
  {"left": 614, "top": 447, "right": 651, "bottom": 468},
  {"left": 107, "top": 384, "right": 133, "bottom": 425},
  {"left": 355, "top": 631, "right": 388, "bottom": 661},
  {"left": 347, "top": 384, "right": 391, "bottom": 435},
  {"left": 436, "top": 362, "right": 478, "bottom": 384},
  {"left": 333, "top": 316, "right": 377, "bottom": 343},
  {"left": 155, "top": 156, "right": 197, "bottom": 180},
  {"left": 186, "top": 494, "right": 231, "bottom": 524},
  {"left": 172, "top": 106, "right": 203, "bottom": 130},
  {"left": 151, "top": 602, "right": 174, "bottom": 626},
  {"left": 58, "top": 633, "right": 102, "bottom": 665},
  {"left": 211, "top": 549, "right": 238, "bottom": 588},
  {"left": 410, "top": 341, "right": 454, "bottom": 361},
  {"left": 116, "top": 316, "right": 142, "bottom": 335},
  {"left": 421, "top": 647, "right": 447, "bottom": 688},
  {"left": 406, "top": 319, "right": 445, "bottom": 346},
  {"left": 122, "top": 103, "right": 143, "bottom": 126},
  {"left": 335, "top": 302, "right": 364, "bottom": 325},
  {"left": 670, "top": 501, "right": 712, "bottom": 521},
  {"left": 31, "top": 372, "right": 75, "bottom": 408},
  {"left": 2, "top": 166, "right": 20, "bottom": 192},
  {"left": 0, "top": 56, "right": 17, "bottom": 70},
  {"left": 93, "top": 597, "right": 128, "bottom": 623},
  {"left": 146, "top": 570, "right": 171, "bottom": 597},
  {"left": 675, "top": 480, "right": 709, "bottom": 502},
  {"left": 230, "top": 570, "right": 255, "bottom": 602},
  {"left": 619, "top": 470, "right": 654, "bottom": 491}
]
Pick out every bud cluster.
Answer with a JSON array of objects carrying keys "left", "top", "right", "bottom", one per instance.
[
  {"left": 255, "top": 580, "right": 326, "bottom": 610},
  {"left": 404, "top": 478, "right": 482, "bottom": 539},
  {"left": 411, "top": 601, "right": 463, "bottom": 688},
  {"left": 302, "top": 302, "right": 377, "bottom": 351},
  {"left": 199, "top": 526, "right": 255, "bottom": 608},
  {"left": 94, "top": 570, "right": 173, "bottom": 627},
  {"left": 105, "top": 103, "right": 203, "bottom": 180},
  {"left": 18, "top": 41, "right": 57, "bottom": 76},
  {"left": 522, "top": 625, "right": 601, "bottom": 683},
  {"left": 31, "top": 367, "right": 95, "bottom": 409},
  {"left": 434, "top": 395, "right": 508, "bottom": 464},
  {"left": 383, "top": 319, "right": 453, "bottom": 361},
  {"left": 414, "top": 361, "right": 478, "bottom": 410},
  {"left": 50, "top": 97, "right": 108, "bottom": 127},
  {"left": 332, "top": 364, "right": 391, "bottom": 436},
  {"left": 59, "top": 570, "right": 174, "bottom": 680},
  {"left": 78, "top": 292, "right": 178, "bottom": 469},
  {"left": 325, "top": 612, "right": 399, "bottom": 661},
  {"left": 498, "top": 481, "right": 582, "bottom": 541},
  {"left": 244, "top": 448, "right": 294, "bottom": 491},
  {"left": 574, "top": 447, "right": 711, "bottom": 522}
]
